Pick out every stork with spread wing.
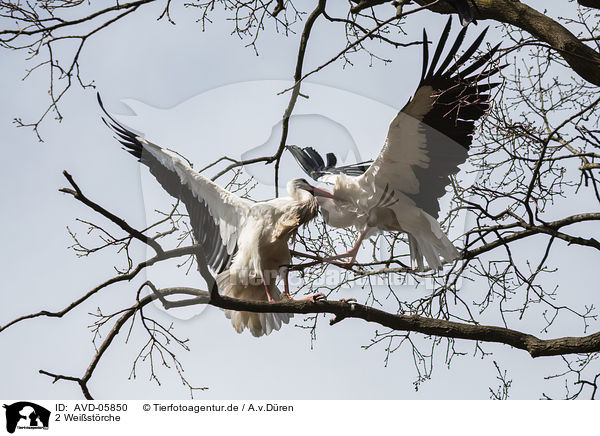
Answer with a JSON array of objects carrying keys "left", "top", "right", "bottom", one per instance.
[
  {"left": 99, "top": 95, "right": 333, "bottom": 336},
  {"left": 288, "top": 18, "right": 502, "bottom": 271}
]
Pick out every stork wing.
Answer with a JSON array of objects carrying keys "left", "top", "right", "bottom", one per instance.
[
  {"left": 98, "top": 94, "right": 251, "bottom": 272},
  {"left": 286, "top": 145, "right": 372, "bottom": 182},
  {"left": 360, "top": 18, "right": 503, "bottom": 218}
]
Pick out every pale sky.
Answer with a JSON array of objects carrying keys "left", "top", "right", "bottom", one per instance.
[{"left": 1, "top": 1, "right": 598, "bottom": 399}]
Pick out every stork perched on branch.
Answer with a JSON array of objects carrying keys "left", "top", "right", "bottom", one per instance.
[
  {"left": 98, "top": 95, "right": 333, "bottom": 337},
  {"left": 288, "top": 18, "right": 503, "bottom": 271}
]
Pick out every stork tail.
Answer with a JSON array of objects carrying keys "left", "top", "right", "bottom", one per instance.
[
  {"left": 408, "top": 213, "right": 460, "bottom": 271},
  {"left": 216, "top": 270, "right": 292, "bottom": 337}
]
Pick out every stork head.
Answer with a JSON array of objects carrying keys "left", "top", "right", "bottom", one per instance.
[{"left": 288, "top": 178, "right": 334, "bottom": 199}]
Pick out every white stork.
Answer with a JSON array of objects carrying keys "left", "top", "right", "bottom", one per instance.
[
  {"left": 288, "top": 19, "right": 502, "bottom": 271},
  {"left": 98, "top": 96, "right": 333, "bottom": 336}
]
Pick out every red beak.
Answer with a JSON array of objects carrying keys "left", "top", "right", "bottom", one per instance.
[{"left": 310, "top": 186, "right": 335, "bottom": 199}]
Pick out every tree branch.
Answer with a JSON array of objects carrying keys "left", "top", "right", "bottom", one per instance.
[
  {"left": 0, "top": 245, "right": 198, "bottom": 334},
  {"left": 273, "top": 0, "right": 327, "bottom": 196},
  {"left": 410, "top": 0, "right": 600, "bottom": 87},
  {"left": 59, "top": 170, "right": 165, "bottom": 255},
  {"left": 150, "top": 285, "right": 600, "bottom": 358},
  {"left": 39, "top": 280, "right": 600, "bottom": 400}
]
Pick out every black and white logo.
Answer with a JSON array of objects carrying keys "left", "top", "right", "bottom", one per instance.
[{"left": 3, "top": 402, "right": 50, "bottom": 434}]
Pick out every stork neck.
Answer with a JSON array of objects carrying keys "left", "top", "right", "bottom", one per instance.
[{"left": 294, "top": 189, "right": 314, "bottom": 203}]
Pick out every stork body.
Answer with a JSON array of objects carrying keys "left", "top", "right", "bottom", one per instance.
[
  {"left": 311, "top": 171, "right": 458, "bottom": 271},
  {"left": 216, "top": 179, "right": 322, "bottom": 336},
  {"left": 289, "top": 19, "right": 503, "bottom": 271},
  {"left": 99, "top": 98, "right": 326, "bottom": 336}
]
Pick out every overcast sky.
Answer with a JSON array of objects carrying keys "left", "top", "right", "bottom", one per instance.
[{"left": 1, "top": 1, "right": 598, "bottom": 399}]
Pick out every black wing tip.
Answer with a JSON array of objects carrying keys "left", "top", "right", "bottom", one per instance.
[
  {"left": 97, "top": 93, "right": 144, "bottom": 159},
  {"left": 96, "top": 91, "right": 104, "bottom": 108},
  {"left": 286, "top": 144, "right": 320, "bottom": 156},
  {"left": 286, "top": 145, "right": 324, "bottom": 181},
  {"left": 430, "top": 20, "right": 499, "bottom": 84},
  {"left": 414, "top": 18, "right": 504, "bottom": 150},
  {"left": 325, "top": 152, "right": 337, "bottom": 168},
  {"left": 422, "top": 18, "right": 496, "bottom": 85},
  {"left": 288, "top": 145, "right": 371, "bottom": 179},
  {"left": 424, "top": 18, "right": 453, "bottom": 82},
  {"left": 420, "top": 28, "right": 430, "bottom": 83},
  {"left": 443, "top": 16, "right": 453, "bottom": 33}
]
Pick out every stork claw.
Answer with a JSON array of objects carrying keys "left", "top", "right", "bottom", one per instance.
[
  {"left": 285, "top": 292, "right": 327, "bottom": 302},
  {"left": 321, "top": 245, "right": 360, "bottom": 267},
  {"left": 307, "top": 292, "right": 326, "bottom": 303}
]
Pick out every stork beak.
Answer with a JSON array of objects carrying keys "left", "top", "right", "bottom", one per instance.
[{"left": 309, "top": 185, "right": 335, "bottom": 199}]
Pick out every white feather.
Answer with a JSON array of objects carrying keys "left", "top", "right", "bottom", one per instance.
[
  {"left": 125, "top": 138, "right": 317, "bottom": 336},
  {"left": 141, "top": 138, "right": 251, "bottom": 255},
  {"left": 306, "top": 85, "right": 460, "bottom": 270}
]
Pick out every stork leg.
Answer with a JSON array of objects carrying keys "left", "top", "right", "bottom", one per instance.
[
  {"left": 280, "top": 266, "right": 326, "bottom": 302},
  {"left": 260, "top": 270, "right": 275, "bottom": 302},
  {"left": 322, "top": 229, "right": 368, "bottom": 265},
  {"left": 281, "top": 266, "right": 291, "bottom": 299}
]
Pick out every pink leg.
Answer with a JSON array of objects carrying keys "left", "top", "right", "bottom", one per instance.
[
  {"left": 323, "top": 229, "right": 368, "bottom": 265},
  {"left": 281, "top": 266, "right": 326, "bottom": 302},
  {"left": 281, "top": 267, "right": 291, "bottom": 299},
  {"left": 260, "top": 271, "right": 274, "bottom": 302}
]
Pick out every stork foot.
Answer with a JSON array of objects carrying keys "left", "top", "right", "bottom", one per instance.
[
  {"left": 282, "top": 292, "right": 326, "bottom": 302},
  {"left": 312, "top": 255, "right": 356, "bottom": 269},
  {"left": 334, "top": 258, "right": 357, "bottom": 267},
  {"left": 322, "top": 249, "right": 359, "bottom": 267},
  {"left": 298, "top": 292, "right": 326, "bottom": 303}
]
